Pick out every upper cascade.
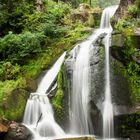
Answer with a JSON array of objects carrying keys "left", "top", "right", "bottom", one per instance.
[
  {"left": 23, "top": 52, "right": 66, "bottom": 139},
  {"left": 100, "top": 5, "right": 118, "bottom": 30}
]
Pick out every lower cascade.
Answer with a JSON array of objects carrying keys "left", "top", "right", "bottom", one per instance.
[
  {"left": 22, "top": 5, "right": 119, "bottom": 140},
  {"left": 23, "top": 52, "right": 66, "bottom": 139}
]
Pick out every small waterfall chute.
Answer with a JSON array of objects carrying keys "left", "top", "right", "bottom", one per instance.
[
  {"left": 23, "top": 52, "right": 66, "bottom": 139},
  {"left": 100, "top": 5, "right": 118, "bottom": 138}
]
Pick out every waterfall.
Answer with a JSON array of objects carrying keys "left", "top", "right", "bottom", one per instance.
[
  {"left": 69, "top": 29, "right": 106, "bottom": 135},
  {"left": 69, "top": 6, "right": 118, "bottom": 137},
  {"left": 23, "top": 52, "right": 66, "bottom": 139},
  {"left": 22, "top": 5, "right": 119, "bottom": 140},
  {"left": 100, "top": 6, "right": 118, "bottom": 138},
  {"left": 70, "top": 41, "right": 91, "bottom": 134}
]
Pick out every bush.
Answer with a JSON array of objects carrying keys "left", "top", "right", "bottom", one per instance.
[
  {"left": 128, "top": 4, "right": 138, "bottom": 17},
  {"left": 0, "top": 31, "right": 45, "bottom": 64}
]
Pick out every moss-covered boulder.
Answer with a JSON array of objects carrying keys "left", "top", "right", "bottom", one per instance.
[
  {"left": 24, "top": 77, "right": 37, "bottom": 92},
  {"left": 5, "top": 121, "right": 33, "bottom": 140},
  {"left": 0, "top": 89, "right": 29, "bottom": 121},
  {"left": 0, "top": 75, "right": 38, "bottom": 121},
  {"left": 70, "top": 3, "right": 102, "bottom": 27}
]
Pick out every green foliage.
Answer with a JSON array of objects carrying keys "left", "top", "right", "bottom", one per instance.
[
  {"left": 121, "top": 37, "right": 140, "bottom": 102},
  {"left": 0, "top": 31, "right": 45, "bottom": 64},
  {"left": 115, "top": 19, "right": 134, "bottom": 36},
  {"left": 0, "top": 0, "right": 90, "bottom": 121},
  {"left": 128, "top": 4, "right": 138, "bottom": 17},
  {"left": 3, "top": 62, "right": 21, "bottom": 80},
  {"left": 0, "top": 0, "right": 35, "bottom": 35},
  {"left": 126, "top": 62, "right": 140, "bottom": 102}
]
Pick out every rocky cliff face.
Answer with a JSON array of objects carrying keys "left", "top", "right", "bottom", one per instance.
[
  {"left": 62, "top": 33, "right": 132, "bottom": 137},
  {"left": 114, "top": 0, "right": 135, "bottom": 20}
]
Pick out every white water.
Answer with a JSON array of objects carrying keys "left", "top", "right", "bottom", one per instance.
[
  {"left": 37, "top": 52, "right": 66, "bottom": 94},
  {"left": 100, "top": 6, "right": 118, "bottom": 138},
  {"left": 69, "top": 30, "right": 106, "bottom": 134},
  {"left": 69, "top": 6, "right": 118, "bottom": 137},
  {"left": 23, "top": 52, "right": 66, "bottom": 139}
]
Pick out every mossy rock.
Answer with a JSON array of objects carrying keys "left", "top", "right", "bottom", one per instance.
[
  {"left": 0, "top": 89, "right": 29, "bottom": 121},
  {"left": 24, "top": 77, "right": 37, "bottom": 92},
  {"left": 70, "top": 3, "right": 102, "bottom": 27}
]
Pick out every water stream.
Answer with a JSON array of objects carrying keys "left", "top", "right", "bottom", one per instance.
[
  {"left": 100, "top": 6, "right": 118, "bottom": 139},
  {"left": 23, "top": 52, "right": 66, "bottom": 139},
  {"left": 22, "top": 5, "right": 118, "bottom": 140}
]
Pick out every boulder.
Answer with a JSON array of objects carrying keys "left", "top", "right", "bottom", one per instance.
[
  {"left": 0, "top": 88, "right": 30, "bottom": 121},
  {"left": 25, "top": 77, "right": 38, "bottom": 92},
  {"left": 114, "top": 112, "right": 140, "bottom": 139},
  {"left": 5, "top": 122, "right": 33, "bottom": 140},
  {"left": 0, "top": 123, "right": 8, "bottom": 140},
  {"left": 70, "top": 3, "right": 102, "bottom": 27}
]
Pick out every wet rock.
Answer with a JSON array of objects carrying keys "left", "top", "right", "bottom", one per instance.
[
  {"left": 131, "top": 35, "right": 140, "bottom": 49},
  {"left": 111, "top": 33, "right": 124, "bottom": 47},
  {"left": 114, "top": 112, "right": 140, "bottom": 139},
  {"left": 55, "top": 136, "right": 95, "bottom": 140},
  {"left": 5, "top": 122, "right": 33, "bottom": 140},
  {"left": 0, "top": 123, "right": 8, "bottom": 140}
]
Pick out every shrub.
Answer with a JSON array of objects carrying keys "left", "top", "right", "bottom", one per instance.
[
  {"left": 0, "top": 31, "right": 45, "bottom": 64},
  {"left": 128, "top": 4, "right": 138, "bottom": 17}
]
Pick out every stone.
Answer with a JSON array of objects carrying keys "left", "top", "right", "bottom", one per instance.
[
  {"left": 0, "top": 88, "right": 30, "bottom": 121},
  {"left": 111, "top": 33, "right": 124, "bottom": 47},
  {"left": 0, "top": 123, "right": 8, "bottom": 139},
  {"left": 25, "top": 77, "right": 38, "bottom": 92},
  {"left": 0, "top": 124, "right": 8, "bottom": 133},
  {"left": 134, "top": 28, "right": 140, "bottom": 35},
  {"left": 55, "top": 136, "right": 95, "bottom": 140},
  {"left": 5, "top": 122, "right": 33, "bottom": 140}
]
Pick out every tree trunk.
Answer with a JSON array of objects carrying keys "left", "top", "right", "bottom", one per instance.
[
  {"left": 36, "top": 0, "right": 43, "bottom": 12},
  {"left": 114, "top": 0, "right": 136, "bottom": 20}
]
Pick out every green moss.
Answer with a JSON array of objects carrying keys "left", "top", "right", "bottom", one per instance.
[
  {"left": 52, "top": 64, "right": 64, "bottom": 119},
  {"left": 0, "top": 78, "right": 26, "bottom": 102}
]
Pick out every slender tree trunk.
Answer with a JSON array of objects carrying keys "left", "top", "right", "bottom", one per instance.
[
  {"left": 114, "top": 0, "right": 136, "bottom": 20},
  {"left": 36, "top": 0, "right": 43, "bottom": 12},
  {"left": 89, "top": 0, "right": 91, "bottom": 6}
]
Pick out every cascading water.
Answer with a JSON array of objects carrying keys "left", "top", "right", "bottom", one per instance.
[
  {"left": 23, "top": 52, "right": 66, "bottom": 139},
  {"left": 100, "top": 6, "right": 118, "bottom": 139},
  {"left": 70, "top": 41, "right": 91, "bottom": 134},
  {"left": 69, "top": 29, "right": 106, "bottom": 135},
  {"left": 22, "top": 5, "right": 119, "bottom": 140},
  {"left": 69, "top": 6, "right": 118, "bottom": 137}
]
